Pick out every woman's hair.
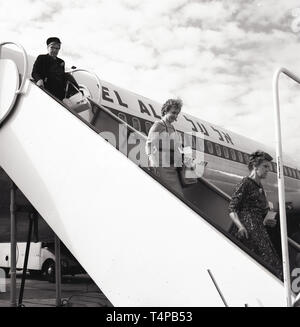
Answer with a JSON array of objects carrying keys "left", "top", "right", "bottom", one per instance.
[
  {"left": 248, "top": 150, "right": 273, "bottom": 171},
  {"left": 161, "top": 98, "right": 183, "bottom": 117}
]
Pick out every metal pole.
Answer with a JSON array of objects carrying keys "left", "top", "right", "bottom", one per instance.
[
  {"left": 9, "top": 181, "right": 17, "bottom": 307},
  {"left": 273, "top": 69, "right": 292, "bottom": 307},
  {"left": 207, "top": 269, "right": 228, "bottom": 307},
  {"left": 18, "top": 214, "right": 33, "bottom": 306},
  {"left": 54, "top": 234, "right": 62, "bottom": 306}
]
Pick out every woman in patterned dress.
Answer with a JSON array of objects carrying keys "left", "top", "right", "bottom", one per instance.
[{"left": 228, "top": 151, "right": 282, "bottom": 279}]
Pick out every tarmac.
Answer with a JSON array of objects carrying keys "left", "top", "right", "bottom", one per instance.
[{"left": 0, "top": 272, "right": 112, "bottom": 307}]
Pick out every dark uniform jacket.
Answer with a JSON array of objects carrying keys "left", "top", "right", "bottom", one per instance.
[{"left": 32, "top": 54, "right": 80, "bottom": 101}]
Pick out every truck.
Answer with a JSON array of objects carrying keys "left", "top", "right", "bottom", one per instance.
[{"left": 0, "top": 241, "right": 85, "bottom": 282}]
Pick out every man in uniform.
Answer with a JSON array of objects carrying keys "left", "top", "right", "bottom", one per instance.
[{"left": 32, "top": 37, "right": 79, "bottom": 100}]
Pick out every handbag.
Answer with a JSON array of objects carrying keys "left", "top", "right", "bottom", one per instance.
[
  {"left": 178, "top": 163, "right": 198, "bottom": 186},
  {"left": 62, "top": 81, "right": 91, "bottom": 114},
  {"left": 160, "top": 120, "right": 198, "bottom": 186}
]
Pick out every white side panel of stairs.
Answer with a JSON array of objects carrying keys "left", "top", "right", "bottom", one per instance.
[{"left": 0, "top": 80, "right": 285, "bottom": 306}]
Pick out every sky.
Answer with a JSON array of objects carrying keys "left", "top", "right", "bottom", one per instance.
[{"left": 1, "top": 0, "right": 300, "bottom": 163}]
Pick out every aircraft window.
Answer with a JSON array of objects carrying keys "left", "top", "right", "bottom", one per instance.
[
  {"left": 195, "top": 137, "right": 205, "bottom": 152},
  {"left": 272, "top": 162, "right": 277, "bottom": 173},
  {"left": 237, "top": 151, "right": 244, "bottom": 163},
  {"left": 118, "top": 113, "right": 127, "bottom": 123},
  {"left": 178, "top": 131, "right": 184, "bottom": 144},
  {"left": 297, "top": 170, "right": 300, "bottom": 179},
  {"left": 223, "top": 146, "right": 229, "bottom": 159},
  {"left": 192, "top": 136, "right": 196, "bottom": 150},
  {"left": 145, "top": 121, "right": 152, "bottom": 135},
  {"left": 285, "top": 167, "right": 290, "bottom": 177},
  {"left": 244, "top": 153, "right": 249, "bottom": 165},
  {"left": 215, "top": 144, "right": 222, "bottom": 157},
  {"left": 132, "top": 117, "right": 141, "bottom": 131},
  {"left": 292, "top": 169, "right": 297, "bottom": 178},
  {"left": 230, "top": 148, "right": 236, "bottom": 161},
  {"left": 283, "top": 166, "right": 288, "bottom": 176},
  {"left": 206, "top": 141, "right": 214, "bottom": 155}
]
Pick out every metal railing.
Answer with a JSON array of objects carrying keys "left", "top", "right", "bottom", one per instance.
[
  {"left": 0, "top": 42, "right": 28, "bottom": 129},
  {"left": 273, "top": 67, "right": 300, "bottom": 307},
  {"left": 67, "top": 68, "right": 102, "bottom": 104},
  {"left": 289, "top": 237, "right": 300, "bottom": 252},
  {"left": 0, "top": 42, "right": 28, "bottom": 94}
]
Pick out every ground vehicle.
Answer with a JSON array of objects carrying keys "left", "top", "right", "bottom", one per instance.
[{"left": 0, "top": 241, "right": 85, "bottom": 282}]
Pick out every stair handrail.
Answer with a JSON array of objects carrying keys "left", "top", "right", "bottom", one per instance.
[
  {"left": 0, "top": 42, "right": 29, "bottom": 127},
  {"left": 0, "top": 42, "right": 28, "bottom": 94},
  {"left": 273, "top": 67, "right": 300, "bottom": 307},
  {"left": 67, "top": 68, "right": 102, "bottom": 103}
]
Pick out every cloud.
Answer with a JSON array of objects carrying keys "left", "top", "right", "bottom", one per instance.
[{"left": 181, "top": 1, "right": 238, "bottom": 28}]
